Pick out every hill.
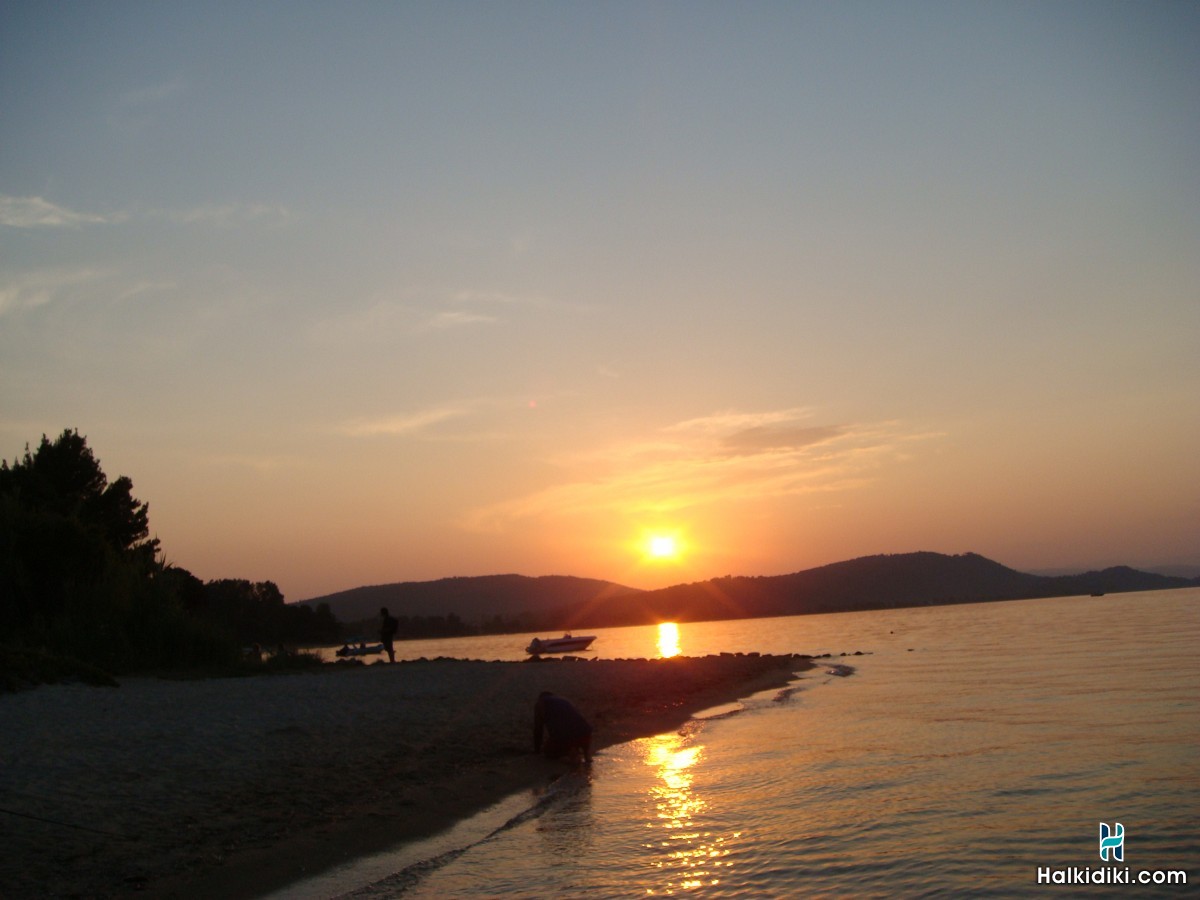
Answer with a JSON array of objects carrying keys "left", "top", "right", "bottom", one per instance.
[
  {"left": 581, "top": 552, "right": 1197, "bottom": 626},
  {"left": 298, "top": 553, "right": 1197, "bottom": 632},
  {"left": 1143, "top": 564, "right": 1200, "bottom": 579},
  {"left": 298, "top": 574, "right": 642, "bottom": 627}
]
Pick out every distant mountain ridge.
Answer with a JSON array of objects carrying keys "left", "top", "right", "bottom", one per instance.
[
  {"left": 1032, "top": 563, "right": 1200, "bottom": 580},
  {"left": 298, "top": 574, "right": 641, "bottom": 626},
  {"left": 584, "top": 553, "right": 1198, "bottom": 627},
  {"left": 298, "top": 552, "right": 1198, "bottom": 630}
]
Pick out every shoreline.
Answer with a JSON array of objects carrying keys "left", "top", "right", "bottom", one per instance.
[{"left": 0, "top": 653, "right": 812, "bottom": 899}]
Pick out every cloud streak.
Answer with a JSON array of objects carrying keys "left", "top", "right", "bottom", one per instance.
[
  {"left": 460, "top": 409, "right": 936, "bottom": 532},
  {"left": 338, "top": 406, "right": 469, "bottom": 437},
  {"left": 665, "top": 407, "right": 816, "bottom": 435},
  {"left": 309, "top": 291, "right": 515, "bottom": 346},
  {"left": 0, "top": 194, "right": 290, "bottom": 230},
  {"left": 0, "top": 268, "right": 115, "bottom": 316},
  {"left": 428, "top": 309, "right": 498, "bottom": 329},
  {"left": 0, "top": 195, "right": 122, "bottom": 229},
  {"left": 720, "top": 424, "right": 845, "bottom": 456},
  {"left": 161, "top": 202, "right": 291, "bottom": 227}
]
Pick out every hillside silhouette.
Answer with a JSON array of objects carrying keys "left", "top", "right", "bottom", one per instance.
[
  {"left": 300, "top": 552, "right": 1197, "bottom": 632},
  {"left": 299, "top": 574, "right": 642, "bottom": 630}
]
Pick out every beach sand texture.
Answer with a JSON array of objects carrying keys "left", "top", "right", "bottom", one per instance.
[{"left": 0, "top": 653, "right": 810, "bottom": 898}]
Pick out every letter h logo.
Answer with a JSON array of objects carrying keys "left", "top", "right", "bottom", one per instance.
[{"left": 1099, "top": 822, "right": 1124, "bottom": 862}]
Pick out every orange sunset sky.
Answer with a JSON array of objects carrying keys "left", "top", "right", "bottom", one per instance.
[{"left": 2, "top": 2, "right": 1197, "bottom": 601}]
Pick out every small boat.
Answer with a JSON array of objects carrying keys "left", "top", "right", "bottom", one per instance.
[
  {"left": 335, "top": 642, "right": 384, "bottom": 658},
  {"left": 526, "top": 633, "right": 596, "bottom": 655}
]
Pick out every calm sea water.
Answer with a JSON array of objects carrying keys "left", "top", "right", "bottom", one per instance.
[{"left": 290, "top": 589, "right": 1199, "bottom": 898}]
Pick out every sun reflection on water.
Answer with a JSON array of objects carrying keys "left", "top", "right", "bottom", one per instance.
[
  {"left": 656, "top": 622, "right": 681, "bottom": 658},
  {"left": 641, "top": 731, "right": 735, "bottom": 893}
]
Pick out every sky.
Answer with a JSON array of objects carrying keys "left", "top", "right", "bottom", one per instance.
[{"left": 2, "top": 1, "right": 1197, "bottom": 601}]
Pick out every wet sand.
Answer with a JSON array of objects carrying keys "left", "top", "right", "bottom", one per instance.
[{"left": 0, "top": 653, "right": 811, "bottom": 898}]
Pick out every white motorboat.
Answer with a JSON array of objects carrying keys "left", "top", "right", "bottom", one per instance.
[{"left": 525, "top": 634, "right": 596, "bottom": 655}]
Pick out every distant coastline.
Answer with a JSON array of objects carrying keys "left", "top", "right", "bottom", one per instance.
[{"left": 299, "top": 551, "right": 1200, "bottom": 632}]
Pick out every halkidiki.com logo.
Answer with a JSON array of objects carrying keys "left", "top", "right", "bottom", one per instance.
[
  {"left": 1099, "top": 822, "right": 1124, "bottom": 862},
  {"left": 1035, "top": 822, "right": 1188, "bottom": 887}
]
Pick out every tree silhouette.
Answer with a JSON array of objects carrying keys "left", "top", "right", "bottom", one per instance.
[
  {"left": 1, "top": 430, "right": 188, "bottom": 670},
  {"left": 1, "top": 429, "right": 158, "bottom": 562},
  {"left": 2, "top": 429, "right": 342, "bottom": 676}
]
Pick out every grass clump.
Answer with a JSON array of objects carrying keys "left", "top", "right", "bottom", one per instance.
[{"left": 0, "top": 644, "right": 119, "bottom": 693}]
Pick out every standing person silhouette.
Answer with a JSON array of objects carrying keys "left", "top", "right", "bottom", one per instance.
[{"left": 379, "top": 607, "right": 399, "bottom": 663}]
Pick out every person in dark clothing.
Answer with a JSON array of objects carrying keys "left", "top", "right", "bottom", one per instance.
[
  {"left": 533, "top": 691, "right": 592, "bottom": 763},
  {"left": 379, "top": 607, "right": 399, "bottom": 663}
]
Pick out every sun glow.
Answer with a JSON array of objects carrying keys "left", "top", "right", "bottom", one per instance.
[
  {"left": 657, "top": 622, "right": 681, "bottom": 658},
  {"left": 641, "top": 529, "right": 686, "bottom": 563},
  {"left": 628, "top": 526, "right": 698, "bottom": 583},
  {"left": 649, "top": 535, "right": 678, "bottom": 558},
  {"left": 643, "top": 731, "right": 729, "bottom": 892}
]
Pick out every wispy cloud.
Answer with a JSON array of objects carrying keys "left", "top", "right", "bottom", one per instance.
[
  {"left": 665, "top": 407, "right": 815, "bottom": 435},
  {"left": 0, "top": 194, "right": 290, "bottom": 230},
  {"left": 0, "top": 195, "right": 123, "bottom": 229},
  {"left": 428, "top": 309, "right": 498, "bottom": 329},
  {"left": 719, "top": 424, "right": 844, "bottom": 456},
  {"left": 160, "top": 202, "right": 291, "bottom": 227},
  {"left": 310, "top": 292, "right": 506, "bottom": 345},
  {"left": 0, "top": 268, "right": 114, "bottom": 316},
  {"left": 451, "top": 288, "right": 592, "bottom": 315},
  {"left": 336, "top": 391, "right": 559, "bottom": 441},
  {"left": 338, "top": 406, "right": 470, "bottom": 437},
  {"left": 451, "top": 289, "right": 530, "bottom": 306},
  {"left": 429, "top": 286, "right": 581, "bottom": 327},
  {"left": 118, "top": 280, "right": 179, "bottom": 300},
  {"left": 430, "top": 285, "right": 593, "bottom": 330},
  {"left": 460, "top": 409, "right": 938, "bottom": 532}
]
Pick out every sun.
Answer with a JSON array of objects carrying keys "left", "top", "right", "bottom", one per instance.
[
  {"left": 645, "top": 533, "right": 681, "bottom": 560},
  {"left": 633, "top": 526, "right": 691, "bottom": 569},
  {"left": 649, "top": 535, "right": 677, "bottom": 558}
]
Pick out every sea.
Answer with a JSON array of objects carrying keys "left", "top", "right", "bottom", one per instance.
[{"left": 283, "top": 588, "right": 1199, "bottom": 898}]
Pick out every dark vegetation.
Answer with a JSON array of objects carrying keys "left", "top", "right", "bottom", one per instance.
[
  {"left": 0, "top": 429, "right": 338, "bottom": 688},
  {"left": 337, "top": 609, "right": 575, "bottom": 643}
]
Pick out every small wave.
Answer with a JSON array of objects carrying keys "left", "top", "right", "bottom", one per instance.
[
  {"left": 692, "top": 700, "right": 744, "bottom": 720},
  {"left": 339, "top": 770, "right": 592, "bottom": 897}
]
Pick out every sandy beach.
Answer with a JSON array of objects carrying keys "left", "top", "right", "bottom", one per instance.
[{"left": 0, "top": 653, "right": 811, "bottom": 898}]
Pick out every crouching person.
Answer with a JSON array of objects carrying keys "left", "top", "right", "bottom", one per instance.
[{"left": 533, "top": 691, "right": 592, "bottom": 764}]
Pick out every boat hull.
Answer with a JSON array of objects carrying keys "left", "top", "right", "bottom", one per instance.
[
  {"left": 525, "top": 635, "right": 596, "bottom": 655},
  {"left": 335, "top": 643, "right": 384, "bottom": 657}
]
